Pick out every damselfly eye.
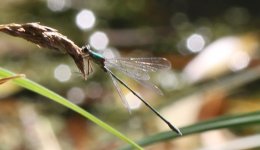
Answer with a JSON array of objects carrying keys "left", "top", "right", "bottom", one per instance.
[{"left": 82, "top": 44, "right": 91, "bottom": 53}]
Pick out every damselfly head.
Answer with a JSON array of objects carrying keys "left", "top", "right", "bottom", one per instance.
[{"left": 82, "top": 44, "right": 92, "bottom": 54}]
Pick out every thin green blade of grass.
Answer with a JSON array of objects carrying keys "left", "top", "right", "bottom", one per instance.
[
  {"left": 121, "top": 111, "right": 260, "bottom": 150},
  {"left": 0, "top": 67, "right": 143, "bottom": 150}
]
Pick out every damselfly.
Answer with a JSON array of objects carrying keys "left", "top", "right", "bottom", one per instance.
[{"left": 81, "top": 45, "right": 182, "bottom": 135}]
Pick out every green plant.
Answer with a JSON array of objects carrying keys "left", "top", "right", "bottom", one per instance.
[
  {"left": 121, "top": 111, "right": 260, "bottom": 150},
  {"left": 0, "top": 67, "right": 143, "bottom": 150}
]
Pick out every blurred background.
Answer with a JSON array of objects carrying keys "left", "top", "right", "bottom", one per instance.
[{"left": 0, "top": 0, "right": 260, "bottom": 149}]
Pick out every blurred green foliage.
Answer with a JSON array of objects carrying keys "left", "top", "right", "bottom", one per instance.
[{"left": 0, "top": 0, "right": 260, "bottom": 149}]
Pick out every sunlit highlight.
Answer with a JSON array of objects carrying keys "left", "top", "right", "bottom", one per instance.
[
  {"left": 125, "top": 92, "right": 142, "bottom": 110},
  {"left": 76, "top": 9, "right": 96, "bottom": 30},
  {"left": 103, "top": 47, "right": 120, "bottom": 59},
  {"left": 89, "top": 31, "right": 109, "bottom": 50},
  {"left": 156, "top": 70, "right": 179, "bottom": 91},
  {"left": 54, "top": 64, "right": 71, "bottom": 82},
  {"left": 186, "top": 33, "right": 205, "bottom": 53},
  {"left": 103, "top": 48, "right": 115, "bottom": 59},
  {"left": 183, "top": 37, "right": 242, "bottom": 83},
  {"left": 228, "top": 51, "right": 250, "bottom": 71}
]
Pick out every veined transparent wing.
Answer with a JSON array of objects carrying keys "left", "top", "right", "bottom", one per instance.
[
  {"left": 104, "top": 57, "right": 171, "bottom": 81},
  {"left": 105, "top": 57, "right": 170, "bottom": 95},
  {"left": 107, "top": 68, "right": 131, "bottom": 113},
  {"left": 134, "top": 79, "right": 163, "bottom": 95}
]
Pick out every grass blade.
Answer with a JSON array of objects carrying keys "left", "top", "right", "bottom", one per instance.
[
  {"left": 121, "top": 111, "right": 260, "bottom": 150},
  {"left": 0, "top": 67, "right": 143, "bottom": 150},
  {"left": 0, "top": 74, "right": 25, "bottom": 84}
]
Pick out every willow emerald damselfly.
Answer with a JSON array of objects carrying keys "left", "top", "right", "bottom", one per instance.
[{"left": 81, "top": 45, "right": 182, "bottom": 135}]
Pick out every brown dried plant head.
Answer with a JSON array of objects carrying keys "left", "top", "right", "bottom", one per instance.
[{"left": 0, "top": 22, "right": 86, "bottom": 78}]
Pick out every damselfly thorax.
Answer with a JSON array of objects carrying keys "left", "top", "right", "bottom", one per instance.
[{"left": 82, "top": 45, "right": 107, "bottom": 77}]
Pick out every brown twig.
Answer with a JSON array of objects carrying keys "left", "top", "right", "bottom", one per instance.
[{"left": 0, "top": 22, "right": 86, "bottom": 77}]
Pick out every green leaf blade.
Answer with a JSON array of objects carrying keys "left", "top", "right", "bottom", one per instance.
[
  {"left": 121, "top": 111, "right": 260, "bottom": 150},
  {"left": 0, "top": 67, "right": 143, "bottom": 150}
]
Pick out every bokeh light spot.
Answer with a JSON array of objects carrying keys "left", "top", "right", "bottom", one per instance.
[
  {"left": 228, "top": 51, "right": 250, "bottom": 71},
  {"left": 156, "top": 70, "right": 179, "bottom": 91},
  {"left": 54, "top": 64, "right": 71, "bottom": 82},
  {"left": 47, "top": 0, "right": 70, "bottom": 12},
  {"left": 186, "top": 34, "right": 205, "bottom": 53},
  {"left": 103, "top": 47, "right": 120, "bottom": 59},
  {"left": 76, "top": 9, "right": 96, "bottom": 30},
  {"left": 89, "top": 31, "right": 109, "bottom": 50},
  {"left": 67, "top": 87, "right": 85, "bottom": 104}
]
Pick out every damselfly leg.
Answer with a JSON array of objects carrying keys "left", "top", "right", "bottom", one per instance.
[{"left": 83, "top": 57, "right": 93, "bottom": 79}]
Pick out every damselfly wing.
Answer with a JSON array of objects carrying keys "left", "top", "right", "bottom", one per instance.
[
  {"left": 105, "top": 57, "right": 171, "bottom": 95},
  {"left": 107, "top": 69, "right": 131, "bottom": 113}
]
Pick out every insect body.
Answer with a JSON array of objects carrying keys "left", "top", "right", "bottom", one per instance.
[{"left": 81, "top": 45, "right": 182, "bottom": 135}]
